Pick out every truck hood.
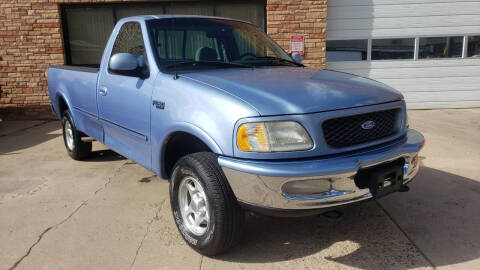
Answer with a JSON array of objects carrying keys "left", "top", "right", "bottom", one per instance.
[{"left": 180, "top": 67, "right": 403, "bottom": 115}]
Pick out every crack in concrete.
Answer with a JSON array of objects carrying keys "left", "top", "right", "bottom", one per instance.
[
  {"left": 7, "top": 161, "right": 129, "bottom": 270},
  {"left": 129, "top": 199, "right": 166, "bottom": 270},
  {"left": 376, "top": 200, "right": 436, "bottom": 269},
  {"left": 198, "top": 255, "right": 204, "bottom": 270}
]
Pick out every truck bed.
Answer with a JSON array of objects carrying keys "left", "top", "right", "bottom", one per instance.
[
  {"left": 48, "top": 64, "right": 100, "bottom": 124},
  {"left": 48, "top": 64, "right": 103, "bottom": 142},
  {"left": 50, "top": 65, "right": 100, "bottom": 73}
]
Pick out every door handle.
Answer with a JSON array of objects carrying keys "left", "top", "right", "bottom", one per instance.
[{"left": 99, "top": 87, "right": 108, "bottom": 96}]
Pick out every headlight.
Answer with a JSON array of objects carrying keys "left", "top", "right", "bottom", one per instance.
[{"left": 237, "top": 121, "right": 313, "bottom": 152}]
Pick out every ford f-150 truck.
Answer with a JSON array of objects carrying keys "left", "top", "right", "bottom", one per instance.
[{"left": 48, "top": 15, "right": 424, "bottom": 255}]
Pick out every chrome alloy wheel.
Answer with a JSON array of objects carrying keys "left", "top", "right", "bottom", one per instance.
[
  {"left": 64, "top": 121, "right": 74, "bottom": 151},
  {"left": 178, "top": 176, "right": 210, "bottom": 236}
]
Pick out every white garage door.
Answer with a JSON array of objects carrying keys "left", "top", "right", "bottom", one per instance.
[{"left": 326, "top": 0, "right": 480, "bottom": 109}]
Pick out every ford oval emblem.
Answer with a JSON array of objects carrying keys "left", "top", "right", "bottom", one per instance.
[{"left": 361, "top": 120, "right": 375, "bottom": 130}]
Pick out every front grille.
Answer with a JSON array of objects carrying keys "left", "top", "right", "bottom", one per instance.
[{"left": 322, "top": 108, "right": 401, "bottom": 148}]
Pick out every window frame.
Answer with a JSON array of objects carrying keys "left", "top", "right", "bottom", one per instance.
[{"left": 326, "top": 33, "right": 480, "bottom": 62}]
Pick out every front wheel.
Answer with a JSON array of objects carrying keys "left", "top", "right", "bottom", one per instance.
[
  {"left": 61, "top": 110, "right": 92, "bottom": 160},
  {"left": 170, "top": 152, "right": 244, "bottom": 256}
]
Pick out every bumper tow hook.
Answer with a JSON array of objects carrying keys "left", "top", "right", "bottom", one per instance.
[
  {"left": 321, "top": 210, "right": 344, "bottom": 220},
  {"left": 399, "top": 185, "right": 410, "bottom": 192}
]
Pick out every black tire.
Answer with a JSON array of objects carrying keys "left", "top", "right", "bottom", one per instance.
[
  {"left": 61, "top": 110, "right": 92, "bottom": 160},
  {"left": 170, "top": 152, "right": 245, "bottom": 256}
]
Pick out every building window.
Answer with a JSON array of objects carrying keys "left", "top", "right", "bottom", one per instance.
[
  {"left": 62, "top": 1, "right": 265, "bottom": 66},
  {"left": 419, "top": 37, "right": 463, "bottom": 59},
  {"left": 326, "top": 40, "right": 367, "bottom": 61},
  {"left": 468, "top": 36, "right": 480, "bottom": 57},
  {"left": 327, "top": 35, "right": 480, "bottom": 62},
  {"left": 371, "top": 38, "right": 415, "bottom": 60},
  {"left": 63, "top": 7, "right": 115, "bottom": 66}
]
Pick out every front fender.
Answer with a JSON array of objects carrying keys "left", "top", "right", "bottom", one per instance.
[
  {"left": 162, "top": 122, "right": 223, "bottom": 154},
  {"left": 152, "top": 122, "right": 223, "bottom": 178}
]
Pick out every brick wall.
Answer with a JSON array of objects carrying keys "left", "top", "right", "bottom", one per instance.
[
  {"left": 266, "top": 0, "right": 327, "bottom": 68},
  {"left": 0, "top": 0, "right": 327, "bottom": 119},
  {"left": 0, "top": 0, "right": 62, "bottom": 119}
]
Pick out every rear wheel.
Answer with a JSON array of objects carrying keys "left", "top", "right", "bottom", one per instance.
[
  {"left": 61, "top": 110, "right": 92, "bottom": 160},
  {"left": 170, "top": 152, "right": 244, "bottom": 256}
]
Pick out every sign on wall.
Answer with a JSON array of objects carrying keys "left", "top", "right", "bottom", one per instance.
[{"left": 291, "top": 35, "right": 304, "bottom": 55}]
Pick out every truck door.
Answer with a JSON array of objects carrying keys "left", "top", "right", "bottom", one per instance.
[{"left": 97, "top": 21, "right": 152, "bottom": 169}]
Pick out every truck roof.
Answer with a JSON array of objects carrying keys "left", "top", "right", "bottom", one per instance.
[{"left": 118, "top": 14, "right": 251, "bottom": 25}]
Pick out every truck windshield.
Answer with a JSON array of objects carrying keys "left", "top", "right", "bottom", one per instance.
[{"left": 147, "top": 18, "right": 300, "bottom": 72}]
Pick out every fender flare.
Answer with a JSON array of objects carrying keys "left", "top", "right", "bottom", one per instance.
[
  {"left": 156, "top": 122, "right": 224, "bottom": 178},
  {"left": 55, "top": 90, "right": 73, "bottom": 119}
]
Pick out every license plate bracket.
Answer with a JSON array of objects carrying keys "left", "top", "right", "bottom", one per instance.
[{"left": 355, "top": 159, "right": 405, "bottom": 197}]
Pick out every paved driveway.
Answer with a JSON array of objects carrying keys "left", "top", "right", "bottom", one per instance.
[{"left": 1, "top": 109, "right": 479, "bottom": 270}]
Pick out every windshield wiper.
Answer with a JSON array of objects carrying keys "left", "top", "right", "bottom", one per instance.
[
  {"left": 162, "top": 60, "right": 251, "bottom": 70},
  {"left": 249, "top": 56, "right": 304, "bottom": 67}
]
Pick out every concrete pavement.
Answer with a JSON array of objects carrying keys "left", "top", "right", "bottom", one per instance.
[
  {"left": 0, "top": 109, "right": 479, "bottom": 269},
  {"left": 379, "top": 109, "right": 480, "bottom": 270}
]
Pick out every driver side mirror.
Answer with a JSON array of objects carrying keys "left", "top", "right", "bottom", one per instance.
[
  {"left": 109, "top": 53, "right": 147, "bottom": 78},
  {"left": 291, "top": 53, "right": 303, "bottom": 64}
]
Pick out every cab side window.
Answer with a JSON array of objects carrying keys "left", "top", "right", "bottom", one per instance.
[{"left": 112, "top": 22, "right": 145, "bottom": 58}]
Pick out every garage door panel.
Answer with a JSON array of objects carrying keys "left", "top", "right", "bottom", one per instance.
[
  {"left": 327, "top": 59, "right": 480, "bottom": 69},
  {"left": 327, "top": 59, "right": 480, "bottom": 79},
  {"left": 327, "top": 15, "right": 480, "bottom": 31},
  {"left": 327, "top": 67, "right": 480, "bottom": 80},
  {"left": 327, "top": 60, "right": 480, "bottom": 108},
  {"left": 328, "top": 0, "right": 480, "bottom": 7},
  {"left": 328, "top": 3, "right": 480, "bottom": 20},
  {"left": 347, "top": 66, "right": 479, "bottom": 79},
  {"left": 328, "top": 26, "right": 480, "bottom": 40},
  {"left": 407, "top": 100, "right": 480, "bottom": 109},
  {"left": 404, "top": 90, "right": 480, "bottom": 102},
  {"left": 379, "top": 79, "right": 480, "bottom": 93}
]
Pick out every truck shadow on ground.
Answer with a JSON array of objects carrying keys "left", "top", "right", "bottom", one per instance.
[
  {"left": 0, "top": 121, "right": 60, "bottom": 155},
  {"left": 85, "top": 149, "right": 126, "bottom": 162},
  {"left": 0, "top": 121, "right": 126, "bottom": 164},
  {"left": 217, "top": 167, "right": 480, "bottom": 269}
]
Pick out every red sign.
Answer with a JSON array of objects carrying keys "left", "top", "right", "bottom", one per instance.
[{"left": 291, "top": 35, "right": 304, "bottom": 55}]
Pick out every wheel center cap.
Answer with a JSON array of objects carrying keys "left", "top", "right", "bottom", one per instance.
[{"left": 191, "top": 194, "right": 204, "bottom": 212}]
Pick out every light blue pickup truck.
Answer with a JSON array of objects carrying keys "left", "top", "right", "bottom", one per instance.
[{"left": 48, "top": 15, "right": 424, "bottom": 255}]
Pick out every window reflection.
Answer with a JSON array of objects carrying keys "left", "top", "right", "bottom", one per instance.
[
  {"left": 419, "top": 37, "right": 463, "bottom": 59},
  {"left": 468, "top": 36, "right": 480, "bottom": 57},
  {"left": 326, "top": 40, "right": 368, "bottom": 61},
  {"left": 372, "top": 38, "right": 415, "bottom": 60}
]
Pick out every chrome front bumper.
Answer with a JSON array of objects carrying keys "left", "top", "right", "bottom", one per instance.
[{"left": 218, "top": 129, "right": 424, "bottom": 211}]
